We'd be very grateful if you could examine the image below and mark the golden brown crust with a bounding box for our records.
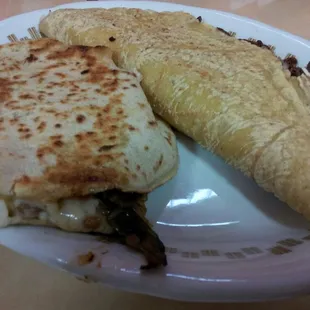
[0,38,178,201]
[40,8,310,219]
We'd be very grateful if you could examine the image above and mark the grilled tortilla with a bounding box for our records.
[40,8,310,220]
[0,38,178,267]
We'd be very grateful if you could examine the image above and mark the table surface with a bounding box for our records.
[1,1,310,309]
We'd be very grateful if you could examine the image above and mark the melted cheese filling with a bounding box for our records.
[0,196,114,234]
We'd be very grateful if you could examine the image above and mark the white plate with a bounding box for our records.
[1,1,310,303]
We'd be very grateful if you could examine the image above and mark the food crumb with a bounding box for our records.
[109,36,116,42]
[77,251,95,266]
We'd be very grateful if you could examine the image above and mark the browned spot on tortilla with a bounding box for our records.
[31,71,47,80]
[36,153,44,159]
[45,165,121,186]
[131,84,137,88]
[25,54,38,63]
[116,108,124,115]
[21,133,32,140]
[200,71,208,78]
[103,79,118,90]
[92,158,103,166]
[98,145,116,152]
[53,140,64,147]
[75,134,82,142]
[92,139,101,145]
[109,93,123,105]
[4,100,18,108]
[47,81,68,88]
[103,105,111,113]
[136,164,141,171]
[47,45,89,60]
[44,108,56,114]
[76,114,86,123]
[55,112,69,119]
[54,72,66,79]
[148,120,157,127]
[9,118,18,125]
[50,135,63,140]
[0,77,13,102]
[36,146,54,159]
[45,62,67,70]
[7,64,21,71]
[128,125,137,131]
[38,94,45,101]
[98,154,115,161]
[85,54,97,67]
[17,175,31,185]
[37,121,46,133]
[86,65,115,85]
[144,145,149,151]
[138,103,146,109]
[29,39,60,54]
[153,154,164,172]
[165,133,173,146]
[18,126,31,133]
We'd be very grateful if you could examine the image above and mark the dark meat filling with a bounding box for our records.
[216,26,308,77]
[282,55,304,77]
[96,190,167,270]
[217,27,232,37]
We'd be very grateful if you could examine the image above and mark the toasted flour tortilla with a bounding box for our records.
[40,8,310,220]
[0,38,178,235]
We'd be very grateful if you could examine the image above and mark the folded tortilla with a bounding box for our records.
[40,8,310,220]
[0,38,178,236]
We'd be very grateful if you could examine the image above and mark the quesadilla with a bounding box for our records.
[0,38,178,268]
[39,8,310,221]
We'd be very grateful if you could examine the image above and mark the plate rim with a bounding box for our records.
[1,1,309,45]
[1,0,310,302]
